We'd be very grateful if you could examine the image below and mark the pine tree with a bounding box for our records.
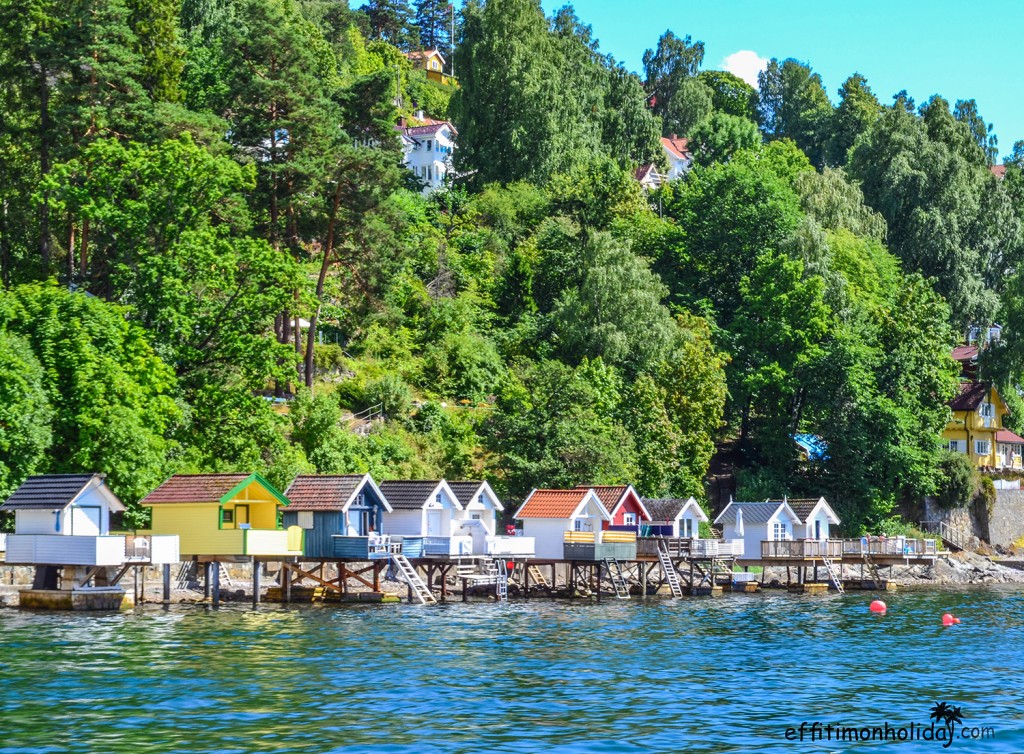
[365,0,418,48]
[414,0,451,61]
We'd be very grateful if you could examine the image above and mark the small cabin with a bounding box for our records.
[378,480,466,557]
[515,488,634,561]
[714,500,801,560]
[283,474,392,559]
[1,474,179,566]
[787,497,840,540]
[140,473,302,558]
[447,480,535,557]
[642,497,708,538]
[579,484,650,530]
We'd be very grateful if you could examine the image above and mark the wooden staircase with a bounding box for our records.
[390,553,437,604]
[656,539,684,598]
[527,564,550,589]
[820,556,845,594]
[603,559,630,599]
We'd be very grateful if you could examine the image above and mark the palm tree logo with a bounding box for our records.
[929,702,964,748]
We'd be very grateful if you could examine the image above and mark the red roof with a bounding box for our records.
[952,345,979,362]
[662,135,690,161]
[949,381,991,412]
[578,485,628,511]
[140,474,252,505]
[996,429,1024,444]
[992,164,1007,179]
[405,49,446,64]
[285,475,365,511]
[516,489,590,519]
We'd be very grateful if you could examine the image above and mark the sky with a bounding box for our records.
[537,0,1024,159]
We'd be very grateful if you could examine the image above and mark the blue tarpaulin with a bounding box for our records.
[794,433,829,461]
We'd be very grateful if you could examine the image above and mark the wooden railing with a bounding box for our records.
[761,539,844,559]
[841,537,937,557]
[637,537,745,558]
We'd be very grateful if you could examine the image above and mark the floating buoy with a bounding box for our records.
[869,599,887,613]
[942,613,956,626]
[506,561,515,572]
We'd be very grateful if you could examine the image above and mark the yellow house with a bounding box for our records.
[405,49,456,85]
[944,382,1024,469]
[139,473,302,558]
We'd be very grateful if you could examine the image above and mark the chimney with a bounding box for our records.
[415,109,425,121]
[398,116,407,128]
[670,133,678,140]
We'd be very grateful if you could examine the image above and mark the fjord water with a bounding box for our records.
[2,589,1024,753]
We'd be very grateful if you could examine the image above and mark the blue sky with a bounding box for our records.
[538,0,1023,159]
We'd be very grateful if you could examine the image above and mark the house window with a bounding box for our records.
[946,440,966,453]
[981,403,994,418]
[975,440,991,456]
[221,508,234,524]
[426,140,432,151]
[471,513,481,521]
[773,522,788,540]
[681,518,694,538]
[435,492,442,503]
[574,518,586,531]
[623,513,636,526]
[296,511,314,530]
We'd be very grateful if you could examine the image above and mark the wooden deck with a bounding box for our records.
[757,538,939,564]
[636,537,744,560]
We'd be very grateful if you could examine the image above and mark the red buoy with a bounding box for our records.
[942,613,956,626]
[870,600,887,613]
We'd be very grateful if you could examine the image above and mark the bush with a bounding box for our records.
[314,343,347,371]
[935,450,978,509]
[364,374,413,419]
[421,332,504,402]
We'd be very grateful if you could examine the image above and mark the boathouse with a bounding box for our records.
[642,496,708,538]
[140,473,302,558]
[577,485,650,529]
[514,488,634,560]
[787,497,841,540]
[447,480,535,557]
[378,479,468,557]
[283,474,392,559]
[713,499,802,562]
[1,474,179,567]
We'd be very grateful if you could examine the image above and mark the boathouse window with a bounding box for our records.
[221,508,234,524]
[574,518,586,532]
[975,440,991,456]
[296,511,314,529]
[623,513,636,526]
[773,522,788,540]
[471,513,481,520]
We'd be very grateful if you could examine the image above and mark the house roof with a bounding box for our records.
[406,49,446,65]
[378,480,458,510]
[996,429,1024,444]
[949,381,991,412]
[403,121,457,138]
[782,497,840,525]
[992,164,1007,179]
[0,474,123,511]
[635,163,658,181]
[643,497,707,523]
[576,485,650,519]
[284,474,391,513]
[714,501,799,526]
[447,481,504,511]
[139,473,290,508]
[952,345,979,363]
[514,489,600,519]
[661,135,690,161]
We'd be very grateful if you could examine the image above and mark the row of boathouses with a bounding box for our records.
[0,472,941,608]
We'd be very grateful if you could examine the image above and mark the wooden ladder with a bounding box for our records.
[311,586,328,603]
[174,562,195,590]
[656,539,684,598]
[527,564,550,589]
[821,556,845,594]
[390,553,437,604]
[603,559,631,599]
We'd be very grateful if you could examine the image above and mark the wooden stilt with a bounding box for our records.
[139,566,145,604]
[285,562,291,604]
[204,562,211,600]
[786,566,791,586]
[524,565,530,599]
[595,564,602,603]
[373,562,381,592]
[162,563,171,604]
[462,577,468,602]
[252,557,260,608]
[212,561,221,607]
[440,565,448,601]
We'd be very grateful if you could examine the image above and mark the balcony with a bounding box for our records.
[332,535,395,560]
[485,535,535,557]
[123,535,180,564]
[563,530,637,561]
[637,537,745,559]
[6,535,127,566]
[243,528,303,557]
[760,539,844,560]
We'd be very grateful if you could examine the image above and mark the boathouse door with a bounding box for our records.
[427,509,442,536]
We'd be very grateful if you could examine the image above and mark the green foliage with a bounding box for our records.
[756,58,833,167]
[689,113,761,167]
[935,451,978,510]
[364,373,414,418]
[698,70,755,120]
[0,332,53,499]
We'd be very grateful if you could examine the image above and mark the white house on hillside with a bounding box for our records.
[397,115,457,194]
[635,135,692,190]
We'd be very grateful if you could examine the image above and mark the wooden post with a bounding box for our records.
[786,566,791,586]
[204,562,211,600]
[551,564,556,591]
[133,566,139,604]
[595,564,602,603]
[139,566,145,604]
[212,562,221,607]
[461,577,468,602]
[252,557,260,609]
[524,565,530,600]
[285,562,291,604]
[407,580,413,604]
[373,562,381,592]
[162,563,171,604]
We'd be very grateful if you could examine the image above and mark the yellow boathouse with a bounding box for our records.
[140,473,302,558]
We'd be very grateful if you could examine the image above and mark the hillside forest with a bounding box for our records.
[2,0,1023,532]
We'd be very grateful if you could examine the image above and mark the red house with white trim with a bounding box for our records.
[577,485,650,530]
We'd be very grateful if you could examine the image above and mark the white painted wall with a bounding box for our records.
[405,126,456,193]
[6,535,126,566]
[382,510,422,537]
[13,484,115,536]
[458,500,497,535]
[522,518,572,560]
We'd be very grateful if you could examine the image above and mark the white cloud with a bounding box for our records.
[721,50,769,88]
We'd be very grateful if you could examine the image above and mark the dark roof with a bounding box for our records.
[379,480,444,510]
[643,498,689,521]
[285,475,364,511]
[1,474,103,511]
[783,499,824,522]
[950,381,990,412]
[715,501,791,525]
[140,473,289,507]
[952,345,979,363]
[447,481,484,508]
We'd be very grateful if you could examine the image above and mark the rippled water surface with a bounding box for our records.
[2,588,1024,752]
